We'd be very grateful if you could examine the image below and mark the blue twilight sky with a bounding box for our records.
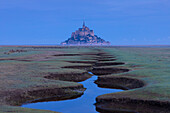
[0,0,170,45]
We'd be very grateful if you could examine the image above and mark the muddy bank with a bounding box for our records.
[98,59,116,62]
[94,70,170,113]
[92,67,129,75]
[95,98,170,113]
[98,56,115,59]
[52,52,107,57]
[44,72,92,82]
[53,54,81,56]
[94,62,125,67]
[4,85,85,106]
[0,58,32,62]
[66,60,96,64]
[95,76,170,113]
[95,76,145,90]
[62,65,93,70]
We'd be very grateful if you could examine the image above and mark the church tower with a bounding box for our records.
[83,21,85,28]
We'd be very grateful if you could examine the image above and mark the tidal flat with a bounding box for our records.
[0,46,169,113]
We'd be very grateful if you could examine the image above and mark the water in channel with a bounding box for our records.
[22,72,123,113]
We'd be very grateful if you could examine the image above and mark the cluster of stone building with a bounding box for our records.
[61,22,110,45]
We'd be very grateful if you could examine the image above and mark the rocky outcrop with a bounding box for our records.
[61,22,110,45]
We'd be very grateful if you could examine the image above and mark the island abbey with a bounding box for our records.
[61,22,110,45]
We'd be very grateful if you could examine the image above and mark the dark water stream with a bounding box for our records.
[22,72,123,113]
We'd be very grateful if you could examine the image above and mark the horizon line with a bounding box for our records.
[0,44,170,47]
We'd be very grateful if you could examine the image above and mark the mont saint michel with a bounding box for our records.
[61,22,110,45]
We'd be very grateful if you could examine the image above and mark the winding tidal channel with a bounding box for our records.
[22,72,123,113]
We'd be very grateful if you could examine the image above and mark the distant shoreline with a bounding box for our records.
[0,45,170,47]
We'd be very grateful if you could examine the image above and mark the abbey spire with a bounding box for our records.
[83,21,85,28]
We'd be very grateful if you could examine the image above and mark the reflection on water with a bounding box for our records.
[22,73,123,113]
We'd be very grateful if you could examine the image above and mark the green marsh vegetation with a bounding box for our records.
[0,46,169,113]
